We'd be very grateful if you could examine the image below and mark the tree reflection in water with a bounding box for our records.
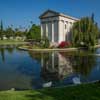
[29,50,96,87]
[0,45,15,62]
[0,48,5,62]
[60,50,96,77]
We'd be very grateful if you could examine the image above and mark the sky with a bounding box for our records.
[0,0,100,29]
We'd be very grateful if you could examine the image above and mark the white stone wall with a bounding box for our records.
[58,16,76,43]
[58,20,65,43]
[40,14,77,43]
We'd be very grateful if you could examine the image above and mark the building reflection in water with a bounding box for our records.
[29,51,82,87]
[41,52,73,81]
[29,50,96,88]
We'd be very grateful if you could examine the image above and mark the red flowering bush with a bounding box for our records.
[58,41,71,48]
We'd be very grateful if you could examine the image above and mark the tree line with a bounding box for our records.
[0,21,41,40]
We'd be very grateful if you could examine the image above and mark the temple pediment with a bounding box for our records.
[39,10,79,21]
[39,10,59,19]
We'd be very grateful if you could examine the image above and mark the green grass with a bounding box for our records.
[0,40,27,45]
[0,83,100,100]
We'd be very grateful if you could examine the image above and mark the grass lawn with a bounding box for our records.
[0,83,100,100]
[0,40,28,45]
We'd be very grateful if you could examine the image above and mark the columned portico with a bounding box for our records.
[41,20,58,43]
[39,10,79,43]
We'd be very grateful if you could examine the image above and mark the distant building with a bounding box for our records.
[39,10,79,43]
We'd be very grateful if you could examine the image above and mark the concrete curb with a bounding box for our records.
[18,44,100,52]
[18,47,78,52]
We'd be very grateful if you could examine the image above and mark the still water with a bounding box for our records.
[0,45,100,90]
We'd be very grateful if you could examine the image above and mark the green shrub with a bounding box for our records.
[41,37,50,48]
[71,16,99,48]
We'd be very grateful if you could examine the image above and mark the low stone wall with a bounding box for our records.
[18,46,78,52]
[18,44,100,52]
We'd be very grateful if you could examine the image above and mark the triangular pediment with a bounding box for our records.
[39,10,59,19]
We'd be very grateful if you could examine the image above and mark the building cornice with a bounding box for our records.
[39,9,79,21]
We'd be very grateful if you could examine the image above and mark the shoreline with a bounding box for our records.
[18,46,78,52]
[0,82,100,100]
[18,44,100,52]
[0,41,29,45]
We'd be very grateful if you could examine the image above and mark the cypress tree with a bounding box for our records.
[0,20,3,40]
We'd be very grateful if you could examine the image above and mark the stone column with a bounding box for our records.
[62,20,64,41]
[41,24,43,39]
[58,20,64,43]
[63,21,65,41]
[46,23,48,37]
[67,22,70,41]
[52,21,54,42]
[58,20,61,43]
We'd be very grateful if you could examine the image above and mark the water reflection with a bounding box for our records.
[29,52,73,80]
[0,45,16,62]
[28,50,96,87]
[0,48,5,62]
[0,46,98,90]
[60,51,96,77]
[0,45,34,90]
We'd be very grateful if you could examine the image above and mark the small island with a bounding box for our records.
[18,10,100,52]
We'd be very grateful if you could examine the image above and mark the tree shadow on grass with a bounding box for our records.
[25,87,78,100]
[25,83,100,100]
[25,91,54,100]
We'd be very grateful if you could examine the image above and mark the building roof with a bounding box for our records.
[39,9,79,21]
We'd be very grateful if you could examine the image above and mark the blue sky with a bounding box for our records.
[0,0,100,29]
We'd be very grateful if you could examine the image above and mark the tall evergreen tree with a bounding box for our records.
[91,13,94,23]
[0,20,3,40]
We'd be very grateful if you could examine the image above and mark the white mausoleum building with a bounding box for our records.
[39,10,79,43]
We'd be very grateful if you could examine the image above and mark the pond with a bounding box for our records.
[0,45,100,90]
